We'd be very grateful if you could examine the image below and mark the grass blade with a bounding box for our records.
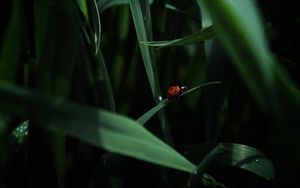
[186,144,223,188]
[77,0,101,54]
[91,0,101,54]
[197,0,277,109]
[98,0,129,13]
[94,50,116,111]
[129,0,160,100]
[0,0,23,82]
[137,99,169,125]
[195,0,213,55]
[137,81,221,125]
[165,4,201,23]
[141,26,215,48]
[129,0,173,145]
[185,143,276,181]
[197,0,300,180]
[0,82,196,173]
[34,1,83,187]
[203,40,232,142]
[76,1,116,111]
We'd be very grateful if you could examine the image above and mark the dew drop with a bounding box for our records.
[158,96,163,101]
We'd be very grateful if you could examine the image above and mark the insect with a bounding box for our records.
[166,85,187,99]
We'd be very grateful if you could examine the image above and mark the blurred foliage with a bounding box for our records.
[0,0,299,188]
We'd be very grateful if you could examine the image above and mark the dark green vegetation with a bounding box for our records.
[0,0,299,187]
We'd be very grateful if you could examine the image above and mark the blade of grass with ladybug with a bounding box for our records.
[137,81,275,186]
[137,81,221,125]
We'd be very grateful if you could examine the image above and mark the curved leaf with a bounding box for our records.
[141,26,215,48]
[137,81,221,125]
[0,81,196,173]
[184,143,275,180]
[98,0,129,13]
[187,144,223,188]
[137,99,169,125]
[197,0,300,178]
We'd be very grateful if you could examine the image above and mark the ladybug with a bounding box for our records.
[167,85,187,99]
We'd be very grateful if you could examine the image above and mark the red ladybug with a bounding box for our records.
[167,85,187,99]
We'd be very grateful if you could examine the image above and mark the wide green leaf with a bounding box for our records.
[198,0,300,110]
[0,82,196,173]
[198,0,300,179]
[198,0,275,109]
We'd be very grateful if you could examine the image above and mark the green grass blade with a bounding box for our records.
[137,81,221,125]
[98,0,129,13]
[197,0,276,109]
[95,50,116,111]
[129,0,173,145]
[77,0,101,54]
[34,1,83,187]
[195,0,213,55]
[197,1,300,176]
[0,0,23,82]
[129,0,160,100]
[137,99,169,125]
[75,14,116,111]
[187,144,223,188]
[220,144,276,181]
[77,0,89,20]
[91,0,101,54]
[76,1,116,112]
[165,4,201,23]
[141,26,214,48]
[0,82,197,173]
[185,143,276,181]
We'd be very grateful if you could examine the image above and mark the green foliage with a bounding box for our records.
[142,26,215,48]
[0,81,196,173]
[185,143,275,181]
[137,81,221,125]
[0,0,299,187]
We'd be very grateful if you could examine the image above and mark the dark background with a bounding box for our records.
[0,0,300,187]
